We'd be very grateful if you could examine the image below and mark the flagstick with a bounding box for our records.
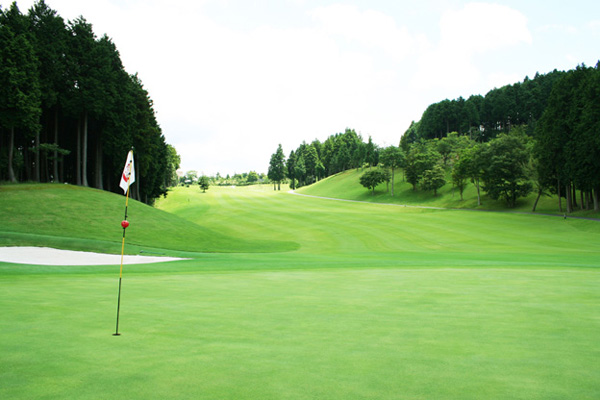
[113,181,131,336]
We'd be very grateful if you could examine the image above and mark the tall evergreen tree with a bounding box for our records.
[28,0,69,182]
[267,144,285,190]
[287,150,297,190]
[0,3,41,182]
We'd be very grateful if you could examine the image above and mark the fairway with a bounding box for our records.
[1,185,600,399]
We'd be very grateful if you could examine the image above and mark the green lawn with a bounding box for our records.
[0,183,297,255]
[1,184,599,399]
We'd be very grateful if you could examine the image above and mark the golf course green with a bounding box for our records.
[1,181,599,399]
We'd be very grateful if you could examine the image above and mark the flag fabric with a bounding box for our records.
[119,150,135,194]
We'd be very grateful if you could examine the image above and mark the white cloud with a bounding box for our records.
[537,23,578,35]
[412,2,532,94]
[310,4,414,62]
[439,2,532,54]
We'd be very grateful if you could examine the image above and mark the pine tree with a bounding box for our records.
[267,144,286,190]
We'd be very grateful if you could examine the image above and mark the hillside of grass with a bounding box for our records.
[0,184,298,255]
[297,169,600,218]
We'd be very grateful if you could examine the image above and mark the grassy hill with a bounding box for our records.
[298,168,600,218]
[0,183,298,255]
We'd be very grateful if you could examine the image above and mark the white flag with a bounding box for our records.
[119,150,135,194]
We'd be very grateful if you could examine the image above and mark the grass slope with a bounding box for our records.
[1,183,599,399]
[0,183,297,255]
[298,169,600,218]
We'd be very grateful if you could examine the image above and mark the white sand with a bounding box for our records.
[0,247,188,266]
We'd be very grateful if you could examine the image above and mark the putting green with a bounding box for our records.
[1,185,599,399]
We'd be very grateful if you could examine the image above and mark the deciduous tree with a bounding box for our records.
[481,133,532,207]
[198,175,209,192]
[359,169,387,195]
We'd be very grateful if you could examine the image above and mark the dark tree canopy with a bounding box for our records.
[0,1,177,204]
[411,70,566,142]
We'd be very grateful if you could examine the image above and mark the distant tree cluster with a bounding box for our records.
[179,170,267,187]
[268,128,380,190]
[388,130,532,207]
[220,171,266,186]
[398,63,600,212]
[401,69,566,148]
[0,1,179,204]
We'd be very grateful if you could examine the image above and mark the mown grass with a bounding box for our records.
[1,183,599,399]
[0,183,298,254]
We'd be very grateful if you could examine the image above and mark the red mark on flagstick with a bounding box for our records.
[121,220,130,229]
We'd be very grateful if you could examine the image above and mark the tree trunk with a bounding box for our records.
[23,141,31,181]
[95,139,103,190]
[391,167,395,197]
[82,111,89,187]
[106,172,111,193]
[76,120,81,186]
[60,153,64,183]
[34,130,40,182]
[572,184,578,209]
[557,179,562,213]
[566,182,573,214]
[594,185,600,211]
[53,108,59,182]
[278,182,281,191]
[532,190,542,212]
[8,127,16,182]
[43,149,49,183]
[475,178,481,206]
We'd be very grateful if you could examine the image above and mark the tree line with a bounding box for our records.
[269,63,600,213]
[0,1,180,204]
[400,63,599,212]
[179,170,268,187]
[401,69,565,145]
[268,128,380,190]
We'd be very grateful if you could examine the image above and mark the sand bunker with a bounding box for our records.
[0,247,188,266]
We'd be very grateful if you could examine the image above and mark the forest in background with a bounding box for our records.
[0,1,179,204]
[269,63,600,213]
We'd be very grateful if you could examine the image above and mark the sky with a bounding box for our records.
[3,0,600,176]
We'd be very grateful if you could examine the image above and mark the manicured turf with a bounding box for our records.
[1,184,599,399]
[0,183,297,254]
